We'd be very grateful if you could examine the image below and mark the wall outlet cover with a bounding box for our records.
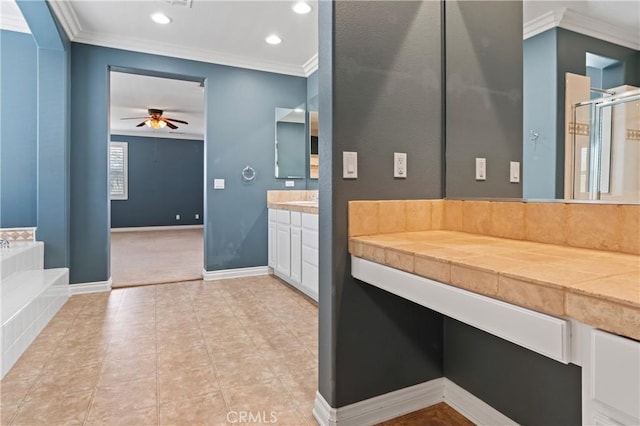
[343,151,358,179]
[285,180,295,187]
[214,179,225,189]
[394,152,407,178]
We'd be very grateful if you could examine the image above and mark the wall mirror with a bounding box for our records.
[309,111,319,179]
[445,0,639,203]
[275,107,306,179]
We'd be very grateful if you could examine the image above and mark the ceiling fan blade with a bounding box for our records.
[165,121,178,130]
[121,116,150,120]
[164,117,189,125]
[135,121,147,127]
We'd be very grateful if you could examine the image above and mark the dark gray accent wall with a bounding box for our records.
[445,1,523,199]
[0,30,37,228]
[523,29,558,199]
[110,135,203,228]
[319,0,444,407]
[444,318,582,425]
[70,42,306,284]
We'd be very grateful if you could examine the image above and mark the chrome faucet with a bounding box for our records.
[0,238,10,249]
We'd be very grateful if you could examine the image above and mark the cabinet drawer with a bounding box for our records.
[277,209,290,224]
[291,211,301,227]
[592,330,640,420]
[302,213,318,231]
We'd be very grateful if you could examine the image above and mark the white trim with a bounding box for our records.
[524,8,640,50]
[202,266,269,281]
[313,379,444,426]
[0,14,31,34]
[303,53,319,77]
[69,278,112,295]
[443,379,518,426]
[110,225,204,233]
[110,129,205,141]
[47,0,82,39]
[312,378,517,426]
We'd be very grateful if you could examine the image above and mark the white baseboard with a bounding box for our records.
[110,225,203,233]
[443,378,517,426]
[313,378,444,426]
[312,377,516,426]
[69,277,112,295]
[202,266,269,281]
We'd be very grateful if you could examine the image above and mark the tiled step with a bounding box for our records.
[1,268,69,379]
[0,241,44,281]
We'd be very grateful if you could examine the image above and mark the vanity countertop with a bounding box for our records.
[349,230,640,340]
[267,200,318,214]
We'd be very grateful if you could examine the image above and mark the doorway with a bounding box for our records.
[108,70,205,287]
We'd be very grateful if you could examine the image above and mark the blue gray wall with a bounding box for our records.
[110,135,203,228]
[319,0,444,407]
[523,29,558,199]
[523,28,640,199]
[70,42,306,283]
[13,0,71,270]
[0,30,37,228]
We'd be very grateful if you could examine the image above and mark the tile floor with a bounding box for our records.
[1,276,318,425]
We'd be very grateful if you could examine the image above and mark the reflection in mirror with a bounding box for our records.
[522,1,640,203]
[309,111,319,179]
[275,107,306,179]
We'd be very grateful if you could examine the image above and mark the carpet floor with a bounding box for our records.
[110,229,203,288]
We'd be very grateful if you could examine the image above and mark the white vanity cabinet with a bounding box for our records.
[268,208,318,302]
[583,328,640,426]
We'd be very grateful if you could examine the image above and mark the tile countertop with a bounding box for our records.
[267,201,318,214]
[349,230,640,341]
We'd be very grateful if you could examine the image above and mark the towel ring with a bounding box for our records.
[242,165,256,182]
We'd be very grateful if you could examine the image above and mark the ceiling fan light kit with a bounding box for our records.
[124,108,189,131]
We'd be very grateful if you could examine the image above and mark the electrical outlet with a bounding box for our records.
[285,180,295,187]
[214,179,225,189]
[394,152,407,178]
[176,214,181,220]
[475,158,486,181]
[343,152,358,179]
[195,214,200,219]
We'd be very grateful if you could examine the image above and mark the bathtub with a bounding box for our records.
[1,241,69,378]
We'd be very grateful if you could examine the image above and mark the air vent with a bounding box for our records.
[164,0,193,8]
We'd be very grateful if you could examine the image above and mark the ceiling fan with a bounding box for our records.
[122,108,188,130]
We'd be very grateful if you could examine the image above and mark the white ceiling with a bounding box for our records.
[2,0,638,140]
[110,72,205,139]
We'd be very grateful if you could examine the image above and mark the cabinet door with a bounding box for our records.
[290,226,302,284]
[268,210,277,268]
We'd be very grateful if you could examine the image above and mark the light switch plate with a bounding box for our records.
[214,179,225,189]
[285,180,295,187]
[343,151,357,179]
[394,152,407,178]
[510,161,520,183]
[475,158,486,181]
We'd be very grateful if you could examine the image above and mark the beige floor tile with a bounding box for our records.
[158,344,212,375]
[85,405,158,426]
[29,364,101,398]
[279,368,318,406]
[0,403,19,425]
[159,391,229,426]
[107,335,157,359]
[12,389,92,425]
[90,377,157,418]
[223,377,297,412]
[215,355,276,389]
[158,365,220,405]
[101,353,157,383]
[0,376,37,407]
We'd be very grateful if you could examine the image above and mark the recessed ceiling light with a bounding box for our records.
[265,34,282,45]
[151,13,172,25]
[292,2,312,14]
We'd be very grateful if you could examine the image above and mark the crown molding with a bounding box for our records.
[0,8,30,33]
[46,0,81,39]
[524,7,640,50]
[303,53,319,77]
